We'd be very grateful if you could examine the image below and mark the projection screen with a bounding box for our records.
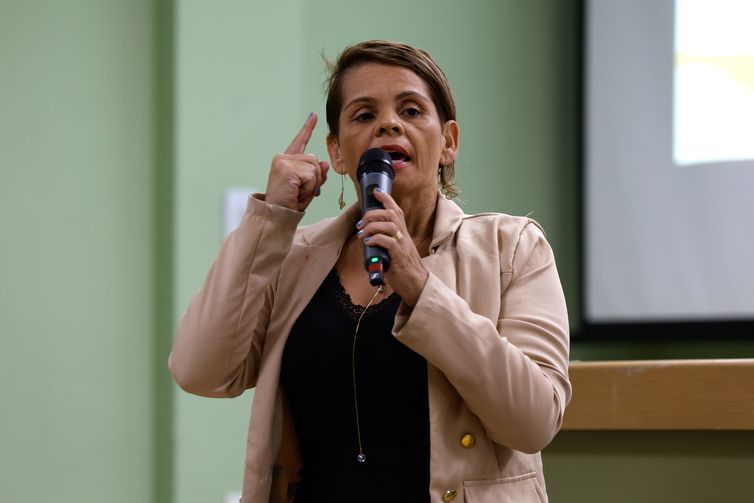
[584,0,754,325]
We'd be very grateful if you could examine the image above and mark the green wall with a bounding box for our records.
[545,430,754,502]
[3,1,752,502]
[173,2,306,501]
[1,1,155,501]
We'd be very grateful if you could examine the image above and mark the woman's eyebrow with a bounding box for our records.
[343,96,376,110]
[395,90,429,102]
[344,90,430,111]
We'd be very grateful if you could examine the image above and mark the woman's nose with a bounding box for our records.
[376,117,403,136]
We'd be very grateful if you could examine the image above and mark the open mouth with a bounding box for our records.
[387,151,411,163]
[379,145,412,165]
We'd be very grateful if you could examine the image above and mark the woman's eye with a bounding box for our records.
[355,112,374,122]
[403,107,421,118]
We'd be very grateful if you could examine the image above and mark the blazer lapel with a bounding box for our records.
[265,203,361,349]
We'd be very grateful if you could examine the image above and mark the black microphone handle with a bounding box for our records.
[360,172,393,284]
[357,149,394,286]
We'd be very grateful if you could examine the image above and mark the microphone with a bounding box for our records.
[357,148,395,286]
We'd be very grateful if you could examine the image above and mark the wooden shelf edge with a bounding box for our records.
[562,359,754,431]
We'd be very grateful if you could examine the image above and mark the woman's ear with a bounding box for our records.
[326,133,345,174]
[440,120,460,166]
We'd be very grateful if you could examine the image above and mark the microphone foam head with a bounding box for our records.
[357,148,394,180]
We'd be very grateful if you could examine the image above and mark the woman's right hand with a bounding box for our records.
[264,112,329,212]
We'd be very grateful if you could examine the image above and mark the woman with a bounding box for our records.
[170,40,570,503]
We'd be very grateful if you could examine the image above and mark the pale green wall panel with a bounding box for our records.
[173,1,304,502]
[0,1,155,502]
[544,431,754,502]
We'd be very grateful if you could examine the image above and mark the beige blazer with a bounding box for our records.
[169,194,571,503]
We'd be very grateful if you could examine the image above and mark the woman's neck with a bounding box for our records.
[394,190,437,246]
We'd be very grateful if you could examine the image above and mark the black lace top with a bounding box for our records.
[280,268,430,503]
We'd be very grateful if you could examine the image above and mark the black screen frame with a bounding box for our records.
[575,0,754,342]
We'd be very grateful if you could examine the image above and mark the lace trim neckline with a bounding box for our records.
[326,268,400,321]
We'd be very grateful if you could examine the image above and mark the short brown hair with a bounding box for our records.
[324,40,459,199]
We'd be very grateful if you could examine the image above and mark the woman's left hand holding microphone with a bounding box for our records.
[356,190,429,306]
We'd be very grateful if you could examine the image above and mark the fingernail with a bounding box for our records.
[357,229,364,237]
[315,186,321,196]
[307,112,313,120]
[356,219,363,228]
[364,237,371,243]
[374,187,382,193]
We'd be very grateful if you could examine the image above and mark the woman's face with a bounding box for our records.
[327,63,458,202]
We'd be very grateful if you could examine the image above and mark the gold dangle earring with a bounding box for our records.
[338,170,346,210]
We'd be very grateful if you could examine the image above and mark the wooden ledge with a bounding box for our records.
[562,359,754,430]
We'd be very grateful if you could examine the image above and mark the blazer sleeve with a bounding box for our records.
[168,195,303,398]
[393,220,570,454]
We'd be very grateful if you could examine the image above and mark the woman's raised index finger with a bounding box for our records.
[284,112,318,155]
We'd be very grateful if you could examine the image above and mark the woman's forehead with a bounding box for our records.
[340,63,432,103]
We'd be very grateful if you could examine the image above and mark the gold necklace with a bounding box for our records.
[351,284,385,463]
[349,230,430,463]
